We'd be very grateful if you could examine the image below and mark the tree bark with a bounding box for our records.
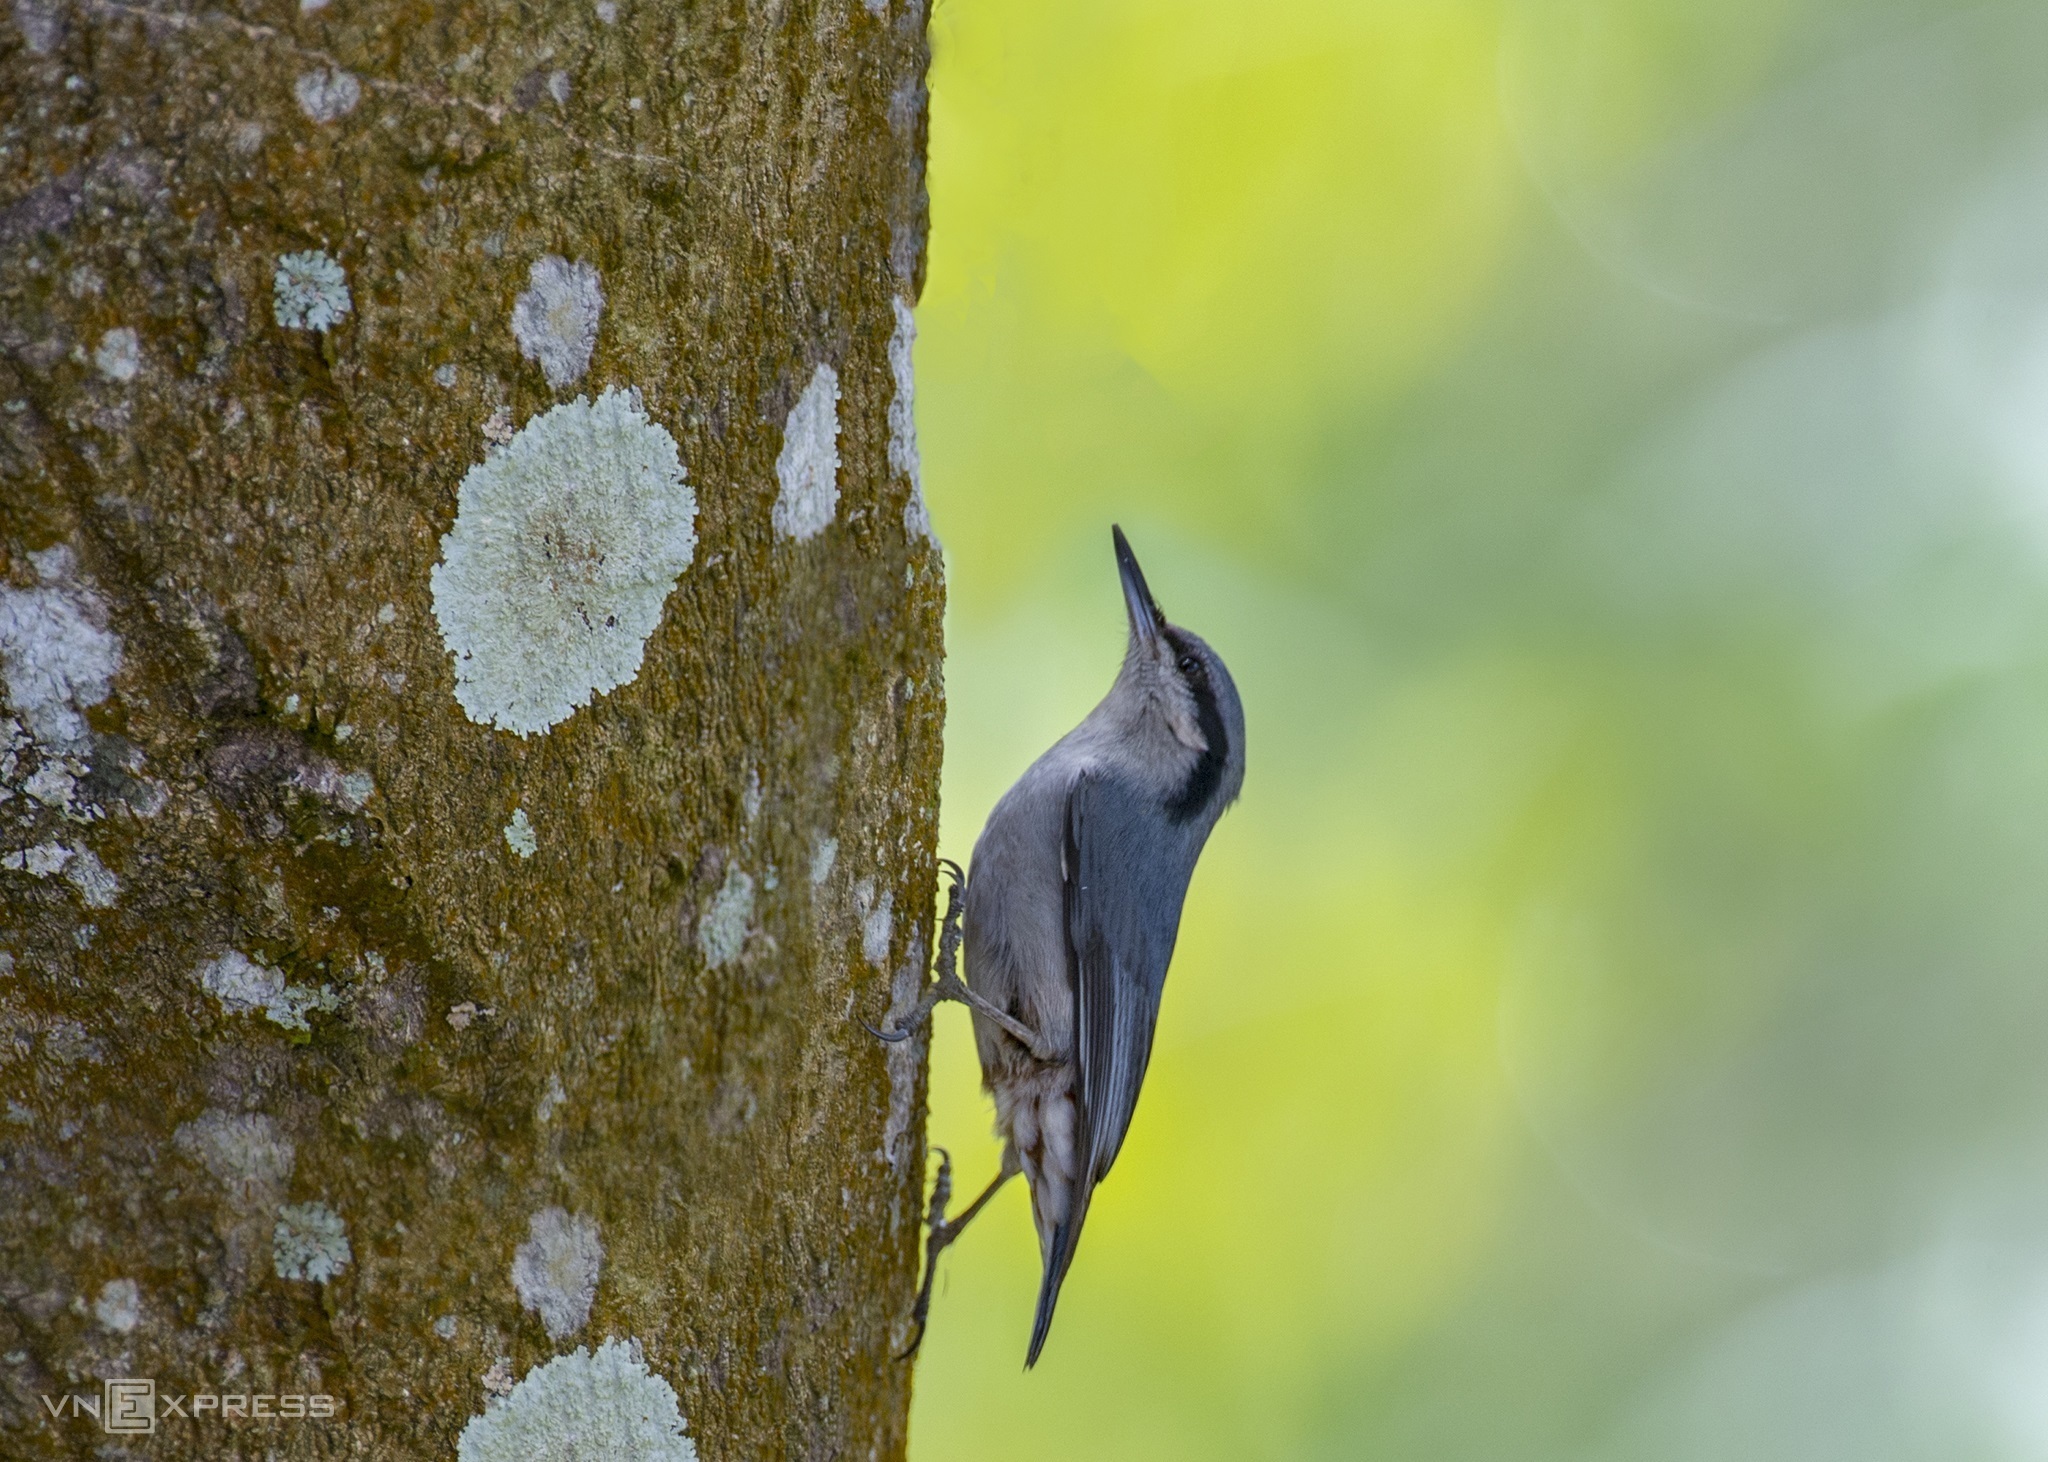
[0,0,940,1455]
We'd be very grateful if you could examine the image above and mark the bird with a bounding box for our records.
[871,524,1245,1367]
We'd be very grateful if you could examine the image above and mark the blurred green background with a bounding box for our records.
[906,1,2048,1457]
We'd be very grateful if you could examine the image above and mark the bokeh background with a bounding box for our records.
[905,1,2048,1457]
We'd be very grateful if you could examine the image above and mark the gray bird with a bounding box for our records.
[874,525,1245,1367]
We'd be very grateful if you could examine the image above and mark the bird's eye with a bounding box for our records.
[1177,654,1201,677]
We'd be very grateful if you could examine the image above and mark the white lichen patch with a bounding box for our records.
[62,844,118,908]
[174,1110,294,1205]
[504,807,537,858]
[535,1073,566,1124]
[431,388,696,736]
[456,1338,696,1462]
[435,1314,460,1339]
[274,1200,351,1281]
[808,836,838,888]
[294,68,362,123]
[196,950,339,1034]
[0,714,22,781]
[94,327,141,383]
[511,256,604,390]
[339,770,374,810]
[772,363,841,542]
[22,759,72,808]
[888,298,936,543]
[0,560,121,748]
[697,864,753,969]
[197,949,275,1009]
[511,1207,603,1341]
[854,877,895,969]
[274,250,352,332]
[3,841,70,877]
[94,1278,140,1334]
[863,889,895,970]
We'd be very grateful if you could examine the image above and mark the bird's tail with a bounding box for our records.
[1025,1189,1093,1368]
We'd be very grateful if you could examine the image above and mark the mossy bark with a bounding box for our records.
[0,0,939,1456]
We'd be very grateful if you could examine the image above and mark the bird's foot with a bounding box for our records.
[862,860,1053,1056]
[897,1146,1020,1361]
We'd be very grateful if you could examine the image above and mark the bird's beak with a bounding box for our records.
[1112,524,1163,651]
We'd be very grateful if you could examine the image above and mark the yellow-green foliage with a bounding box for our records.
[913,0,2048,1456]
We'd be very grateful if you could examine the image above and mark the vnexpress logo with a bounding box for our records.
[40,1378,338,1432]
[39,1379,155,1434]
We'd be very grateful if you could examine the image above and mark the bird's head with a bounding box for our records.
[1110,525,1245,820]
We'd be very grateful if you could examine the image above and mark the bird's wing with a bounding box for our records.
[1028,768,1193,1365]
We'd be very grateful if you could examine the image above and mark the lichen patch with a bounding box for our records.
[456,1338,696,1462]
[511,255,603,390]
[174,1110,294,1206]
[504,808,537,858]
[93,1277,140,1333]
[536,1073,567,1124]
[772,363,841,541]
[0,556,122,748]
[863,889,894,970]
[697,864,753,969]
[294,68,362,123]
[510,1207,603,1340]
[2,840,68,877]
[431,389,696,735]
[853,878,893,969]
[195,950,340,1034]
[808,836,838,888]
[888,298,936,543]
[274,1200,352,1281]
[274,251,352,332]
[94,327,141,382]
[62,844,118,908]
[22,759,72,807]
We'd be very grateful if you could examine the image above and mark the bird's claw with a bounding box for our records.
[861,858,972,1047]
[897,1146,1017,1362]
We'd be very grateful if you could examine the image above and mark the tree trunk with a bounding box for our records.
[0,0,940,1455]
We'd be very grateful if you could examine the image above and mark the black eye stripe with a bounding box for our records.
[1161,628,1228,822]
